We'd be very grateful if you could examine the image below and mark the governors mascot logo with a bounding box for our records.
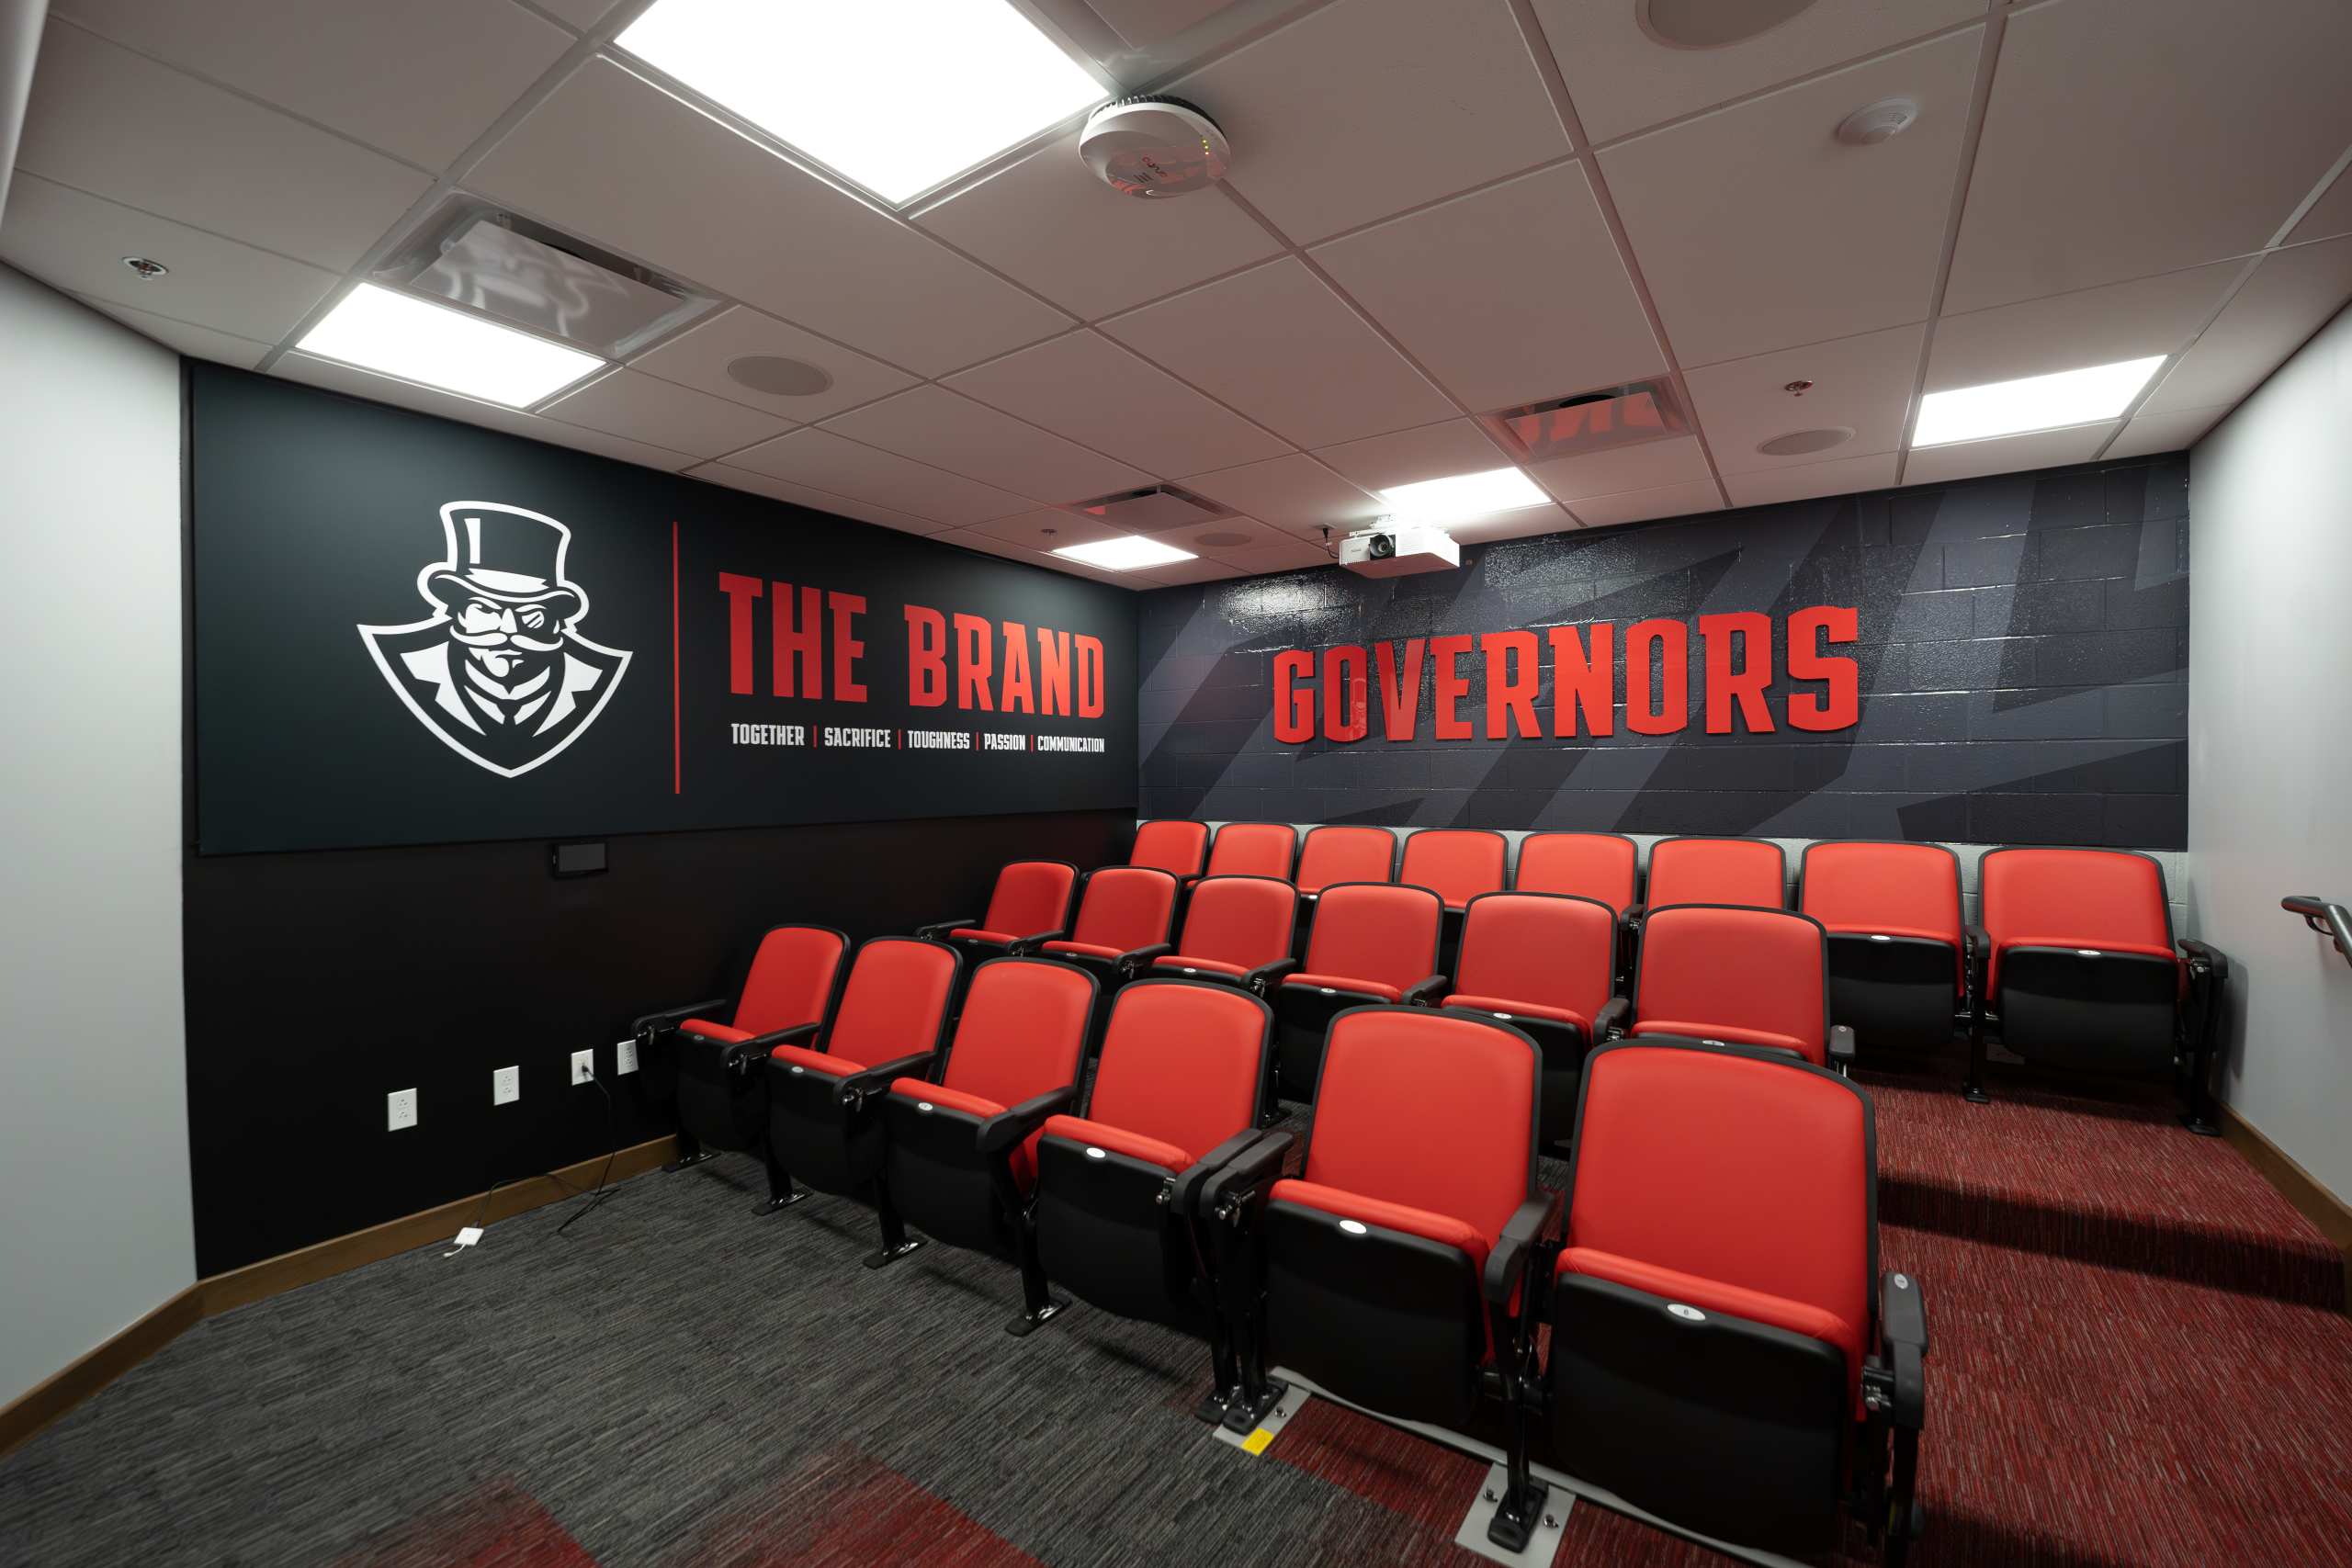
[359,502,630,777]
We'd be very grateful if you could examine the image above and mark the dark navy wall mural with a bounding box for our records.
[1137,456,2190,849]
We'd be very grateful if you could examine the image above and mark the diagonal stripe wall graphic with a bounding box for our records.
[1138,457,2190,849]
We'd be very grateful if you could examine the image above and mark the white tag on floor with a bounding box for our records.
[1454,1461,1570,1567]
[1210,1386,1307,1456]
[443,1226,483,1257]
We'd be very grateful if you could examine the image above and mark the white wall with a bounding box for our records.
[0,263,194,1408]
[2188,300,2352,1205]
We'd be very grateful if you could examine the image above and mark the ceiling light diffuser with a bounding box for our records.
[296,284,603,407]
[617,0,1107,205]
[1913,357,2165,447]
[1380,468,1549,521]
[1050,536,1195,571]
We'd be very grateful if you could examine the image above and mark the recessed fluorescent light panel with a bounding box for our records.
[1380,468,1549,521]
[617,0,1106,205]
[1912,357,2165,447]
[1050,536,1196,571]
[296,284,603,407]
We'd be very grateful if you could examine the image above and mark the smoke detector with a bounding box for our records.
[1837,97,1919,146]
[1080,96,1229,197]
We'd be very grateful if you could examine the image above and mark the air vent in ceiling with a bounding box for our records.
[1062,484,1235,531]
[372,197,717,356]
[1483,380,1691,462]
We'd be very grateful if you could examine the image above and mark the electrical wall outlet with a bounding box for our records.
[388,1088,417,1130]
[492,1066,519,1104]
[571,1048,595,1085]
[616,1038,639,1075]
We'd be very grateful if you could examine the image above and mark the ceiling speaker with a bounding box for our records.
[727,356,834,396]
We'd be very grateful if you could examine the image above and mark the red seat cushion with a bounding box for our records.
[1041,1113,1191,1173]
[1443,995,1589,1031]
[1271,1179,1489,1276]
[889,1077,1041,1189]
[1042,940,1123,959]
[1631,1020,1815,1063]
[1284,972,1404,1003]
[1154,954,1250,977]
[949,928,1016,944]
[771,1043,859,1076]
[1558,1246,1860,1400]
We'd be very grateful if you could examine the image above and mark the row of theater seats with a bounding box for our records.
[635,942,1927,1562]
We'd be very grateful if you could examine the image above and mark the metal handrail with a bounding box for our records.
[2282,896,2352,969]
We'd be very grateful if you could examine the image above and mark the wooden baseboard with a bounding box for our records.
[2219,1101,2352,1313]
[0,1134,674,1461]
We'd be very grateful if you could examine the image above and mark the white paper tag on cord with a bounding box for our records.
[443,1226,484,1256]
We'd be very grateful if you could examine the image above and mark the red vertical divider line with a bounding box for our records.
[671,520,682,795]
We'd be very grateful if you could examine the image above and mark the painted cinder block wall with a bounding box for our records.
[1139,456,2190,850]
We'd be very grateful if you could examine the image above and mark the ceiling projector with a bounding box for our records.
[1338,524,1461,579]
[1080,95,1228,197]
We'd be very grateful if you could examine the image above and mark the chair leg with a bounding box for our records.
[754,1140,806,1214]
[1002,1209,1068,1337]
[662,1129,718,1172]
[863,1171,923,1269]
[1962,1013,1991,1105]
[2180,1008,2225,1137]
[1485,1301,1551,1552]
[1885,1425,1921,1567]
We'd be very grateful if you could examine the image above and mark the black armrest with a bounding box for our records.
[1880,1269,1928,1429]
[831,1050,939,1104]
[2180,938,2230,982]
[1482,1190,1564,1306]
[1241,956,1298,993]
[1167,1129,1264,1215]
[977,1085,1077,1155]
[1828,1023,1857,1066]
[1003,929,1066,956]
[706,1021,822,1066]
[1622,903,1645,929]
[630,998,731,1041]
[1594,997,1630,1041]
[1201,1130,1295,1222]
[1115,942,1174,976]
[1401,973,1450,1007]
[913,919,977,941]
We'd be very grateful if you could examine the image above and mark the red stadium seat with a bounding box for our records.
[1196,821,1298,885]
[1029,979,1278,1402]
[1605,904,1849,1069]
[1438,892,1617,1145]
[1272,882,1445,1100]
[762,936,961,1219]
[1543,1042,1928,1562]
[1150,874,1298,993]
[1642,836,1787,911]
[1799,842,1971,1058]
[914,861,1079,970]
[1512,831,1640,913]
[1255,1008,1559,1551]
[1398,829,1509,912]
[874,957,1097,1325]
[1293,825,1396,902]
[1032,866,1181,990]
[1129,819,1210,880]
[631,924,850,1199]
[1974,848,2226,1130]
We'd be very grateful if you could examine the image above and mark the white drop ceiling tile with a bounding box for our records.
[940,527,1137,588]
[687,463,952,535]
[914,130,1283,321]
[1308,163,1663,412]
[1598,29,1982,367]
[1102,258,1457,448]
[1527,434,1712,502]
[1566,479,1724,528]
[1311,420,1517,493]
[528,0,622,30]
[2286,165,2352,245]
[15,22,434,270]
[1135,557,1249,586]
[720,427,1034,526]
[1686,322,1922,476]
[52,0,572,170]
[941,330,1290,478]
[272,352,700,471]
[1722,450,1901,509]
[539,368,795,459]
[820,384,1153,504]
[2104,405,2228,461]
[1172,452,1389,536]
[1532,0,1989,144]
[69,295,273,367]
[1900,425,2109,487]
[1437,502,1577,544]
[626,306,918,423]
[0,174,343,342]
[2142,236,2352,414]
[1179,0,1572,245]
[466,59,1073,378]
[1926,262,2241,393]
[960,508,1130,550]
[1137,517,1288,557]
[1211,541,1338,575]
[1943,0,2352,313]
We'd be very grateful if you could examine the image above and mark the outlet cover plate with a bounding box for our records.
[616,1039,639,1074]
[571,1048,595,1085]
[388,1088,418,1130]
[493,1066,519,1104]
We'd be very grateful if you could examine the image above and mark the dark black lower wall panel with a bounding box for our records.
[184,808,1134,1275]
